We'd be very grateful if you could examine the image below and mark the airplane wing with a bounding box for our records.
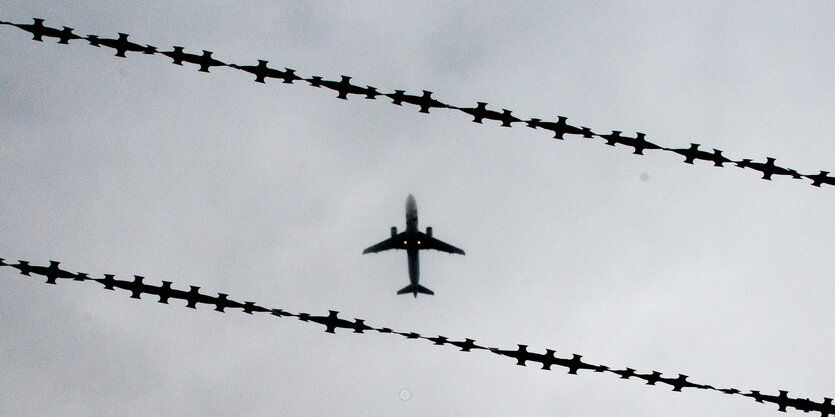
[416,232,465,255]
[362,233,407,254]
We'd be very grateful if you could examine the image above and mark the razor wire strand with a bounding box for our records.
[0,17,832,188]
[1,257,832,416]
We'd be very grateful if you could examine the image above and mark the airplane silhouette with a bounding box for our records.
[385,90,449,113]
[363,194,464,297]
[735,157,803,180]
[228,60,301,84]
[307,75,380,100]
[5,18,81,44]
[86,33,156,57]
[454,102,520,127]
[526,116,595,139]
[160,47,226,72]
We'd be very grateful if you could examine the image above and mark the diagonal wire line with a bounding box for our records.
[1,257,832,415]
[1,17,832,188]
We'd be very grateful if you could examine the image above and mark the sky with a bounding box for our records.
[1,2,834,416]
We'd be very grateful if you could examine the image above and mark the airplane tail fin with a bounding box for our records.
[396,284,434,296]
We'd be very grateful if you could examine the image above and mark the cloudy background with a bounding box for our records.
[1,2,833,416]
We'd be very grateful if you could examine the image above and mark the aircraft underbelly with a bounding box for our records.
[407,249,419,286]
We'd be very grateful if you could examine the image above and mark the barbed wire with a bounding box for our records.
[1,17,832,188]
[1,257,831,415]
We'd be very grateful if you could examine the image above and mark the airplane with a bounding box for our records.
[363,194,465,297]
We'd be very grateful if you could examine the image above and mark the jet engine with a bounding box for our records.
[426,227,433,237]
[391,226,397,237]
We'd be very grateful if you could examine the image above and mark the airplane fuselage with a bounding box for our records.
[405,194,420,295]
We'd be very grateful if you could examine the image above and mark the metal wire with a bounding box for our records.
[2,257,831,415]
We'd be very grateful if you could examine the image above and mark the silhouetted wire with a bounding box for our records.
[1,17,832,188]
[1,258,832,415]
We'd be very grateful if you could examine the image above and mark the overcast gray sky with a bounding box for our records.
[1,2,833,416]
